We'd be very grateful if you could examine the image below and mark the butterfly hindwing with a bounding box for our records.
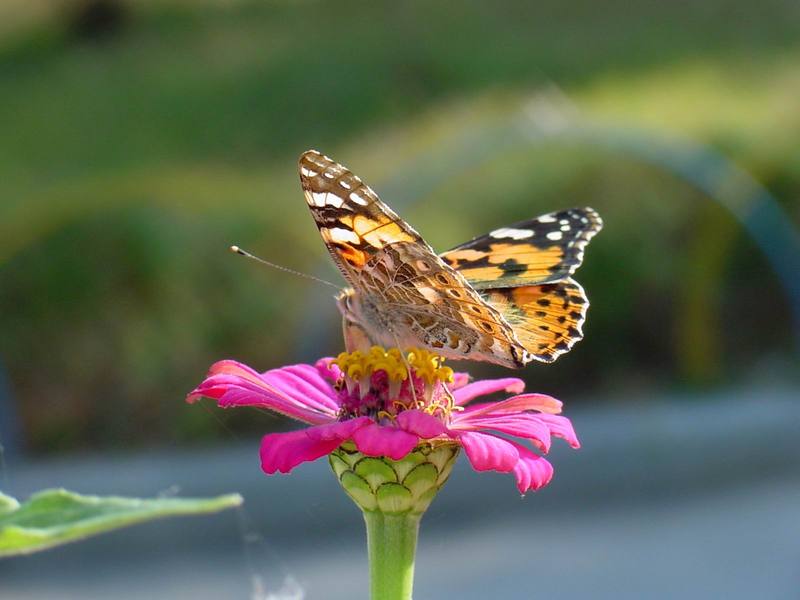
[440,208,603,289]
[479,279,589,363]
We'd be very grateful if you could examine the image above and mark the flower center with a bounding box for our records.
[332,346,457,422]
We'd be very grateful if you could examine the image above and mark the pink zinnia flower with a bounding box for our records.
[187,347,579,493]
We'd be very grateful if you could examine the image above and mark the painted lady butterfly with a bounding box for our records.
[299,150,602,367]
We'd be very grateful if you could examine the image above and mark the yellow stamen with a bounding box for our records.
[406,348,455,385]
[333,346,458,419]
[376,410,396,422]
[333,346,453,385]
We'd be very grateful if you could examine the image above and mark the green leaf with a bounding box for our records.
[0,488,243,557]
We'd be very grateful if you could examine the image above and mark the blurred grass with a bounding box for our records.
[0,0,798,451]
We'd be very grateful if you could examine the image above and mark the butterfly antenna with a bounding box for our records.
[230,246,341,290]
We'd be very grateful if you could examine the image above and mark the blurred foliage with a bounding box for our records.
[0,488,241,557]
[0,0,797,452]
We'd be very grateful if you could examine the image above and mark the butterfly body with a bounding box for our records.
[299,150,602,368]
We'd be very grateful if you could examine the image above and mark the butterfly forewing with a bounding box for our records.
[299,150,427,287]
[440,208,603,289]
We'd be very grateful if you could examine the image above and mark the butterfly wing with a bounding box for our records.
[299,150,531,367]
[478,280,589,363]
[299,149,426,286]
[440,208,603,289]
[441,208,601,362]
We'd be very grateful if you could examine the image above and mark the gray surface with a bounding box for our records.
[1,387,799,599]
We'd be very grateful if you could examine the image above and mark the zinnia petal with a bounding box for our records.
[510,442,555,493]
[537,414,581,448]
[314,357,341,383]
[396,410,447,439]
[459,393,563,417]
[352,423,419,460]
[457,431,519,473]
[450,412,552,452]
[261,364,341,414]
[305,417,371,442]
[187,360,337,424]
[453,378,526,406]
[260,429,342,474]
[450,372,470,390]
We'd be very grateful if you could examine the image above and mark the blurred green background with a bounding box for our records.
[1,0,798,454]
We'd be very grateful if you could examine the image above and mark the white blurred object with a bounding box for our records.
[254,575,305,600]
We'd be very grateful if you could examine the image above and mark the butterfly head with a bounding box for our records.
[335,288,357,322]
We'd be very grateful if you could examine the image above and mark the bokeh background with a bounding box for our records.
[1,1,798,599]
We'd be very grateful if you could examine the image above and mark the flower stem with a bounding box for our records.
[363,510,421,600]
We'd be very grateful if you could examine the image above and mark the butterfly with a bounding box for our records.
[299,149,602,368]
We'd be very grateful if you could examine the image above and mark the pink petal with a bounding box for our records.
[459,393,563,417]
[537,414,581,448]
[450,413,552,452]
[260,428,342,474]
[457,431,519,473]
[315,357,341,383]
[305,417,371,442]
[352,423,419,460]
[262,364,341,414]
[510,442,554,493]
[187,360,337,425]
[453,378,526,406]
[450,372,471,390]
[396,410,446,439]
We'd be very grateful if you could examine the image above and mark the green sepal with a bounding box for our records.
[330,442,460,516]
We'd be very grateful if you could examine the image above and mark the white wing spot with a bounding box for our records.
[327,227,360,244]
[309,191,343,208]
[300,167,318,177]
[538,215,556,223]
[560,225,571,232]
[326,192,344,208]
[546,231,563,241]
[490,227,534,240]
[340,180,352,190]
[349,192,369,206]
[323,171,335,180]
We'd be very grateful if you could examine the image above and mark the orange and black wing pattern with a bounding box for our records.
[298,149,425,287]
[440,208,602,289]
[479,280,589,363]
[442,207,602,363]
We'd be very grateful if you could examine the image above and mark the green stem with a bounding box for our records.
[363,510,421,600]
